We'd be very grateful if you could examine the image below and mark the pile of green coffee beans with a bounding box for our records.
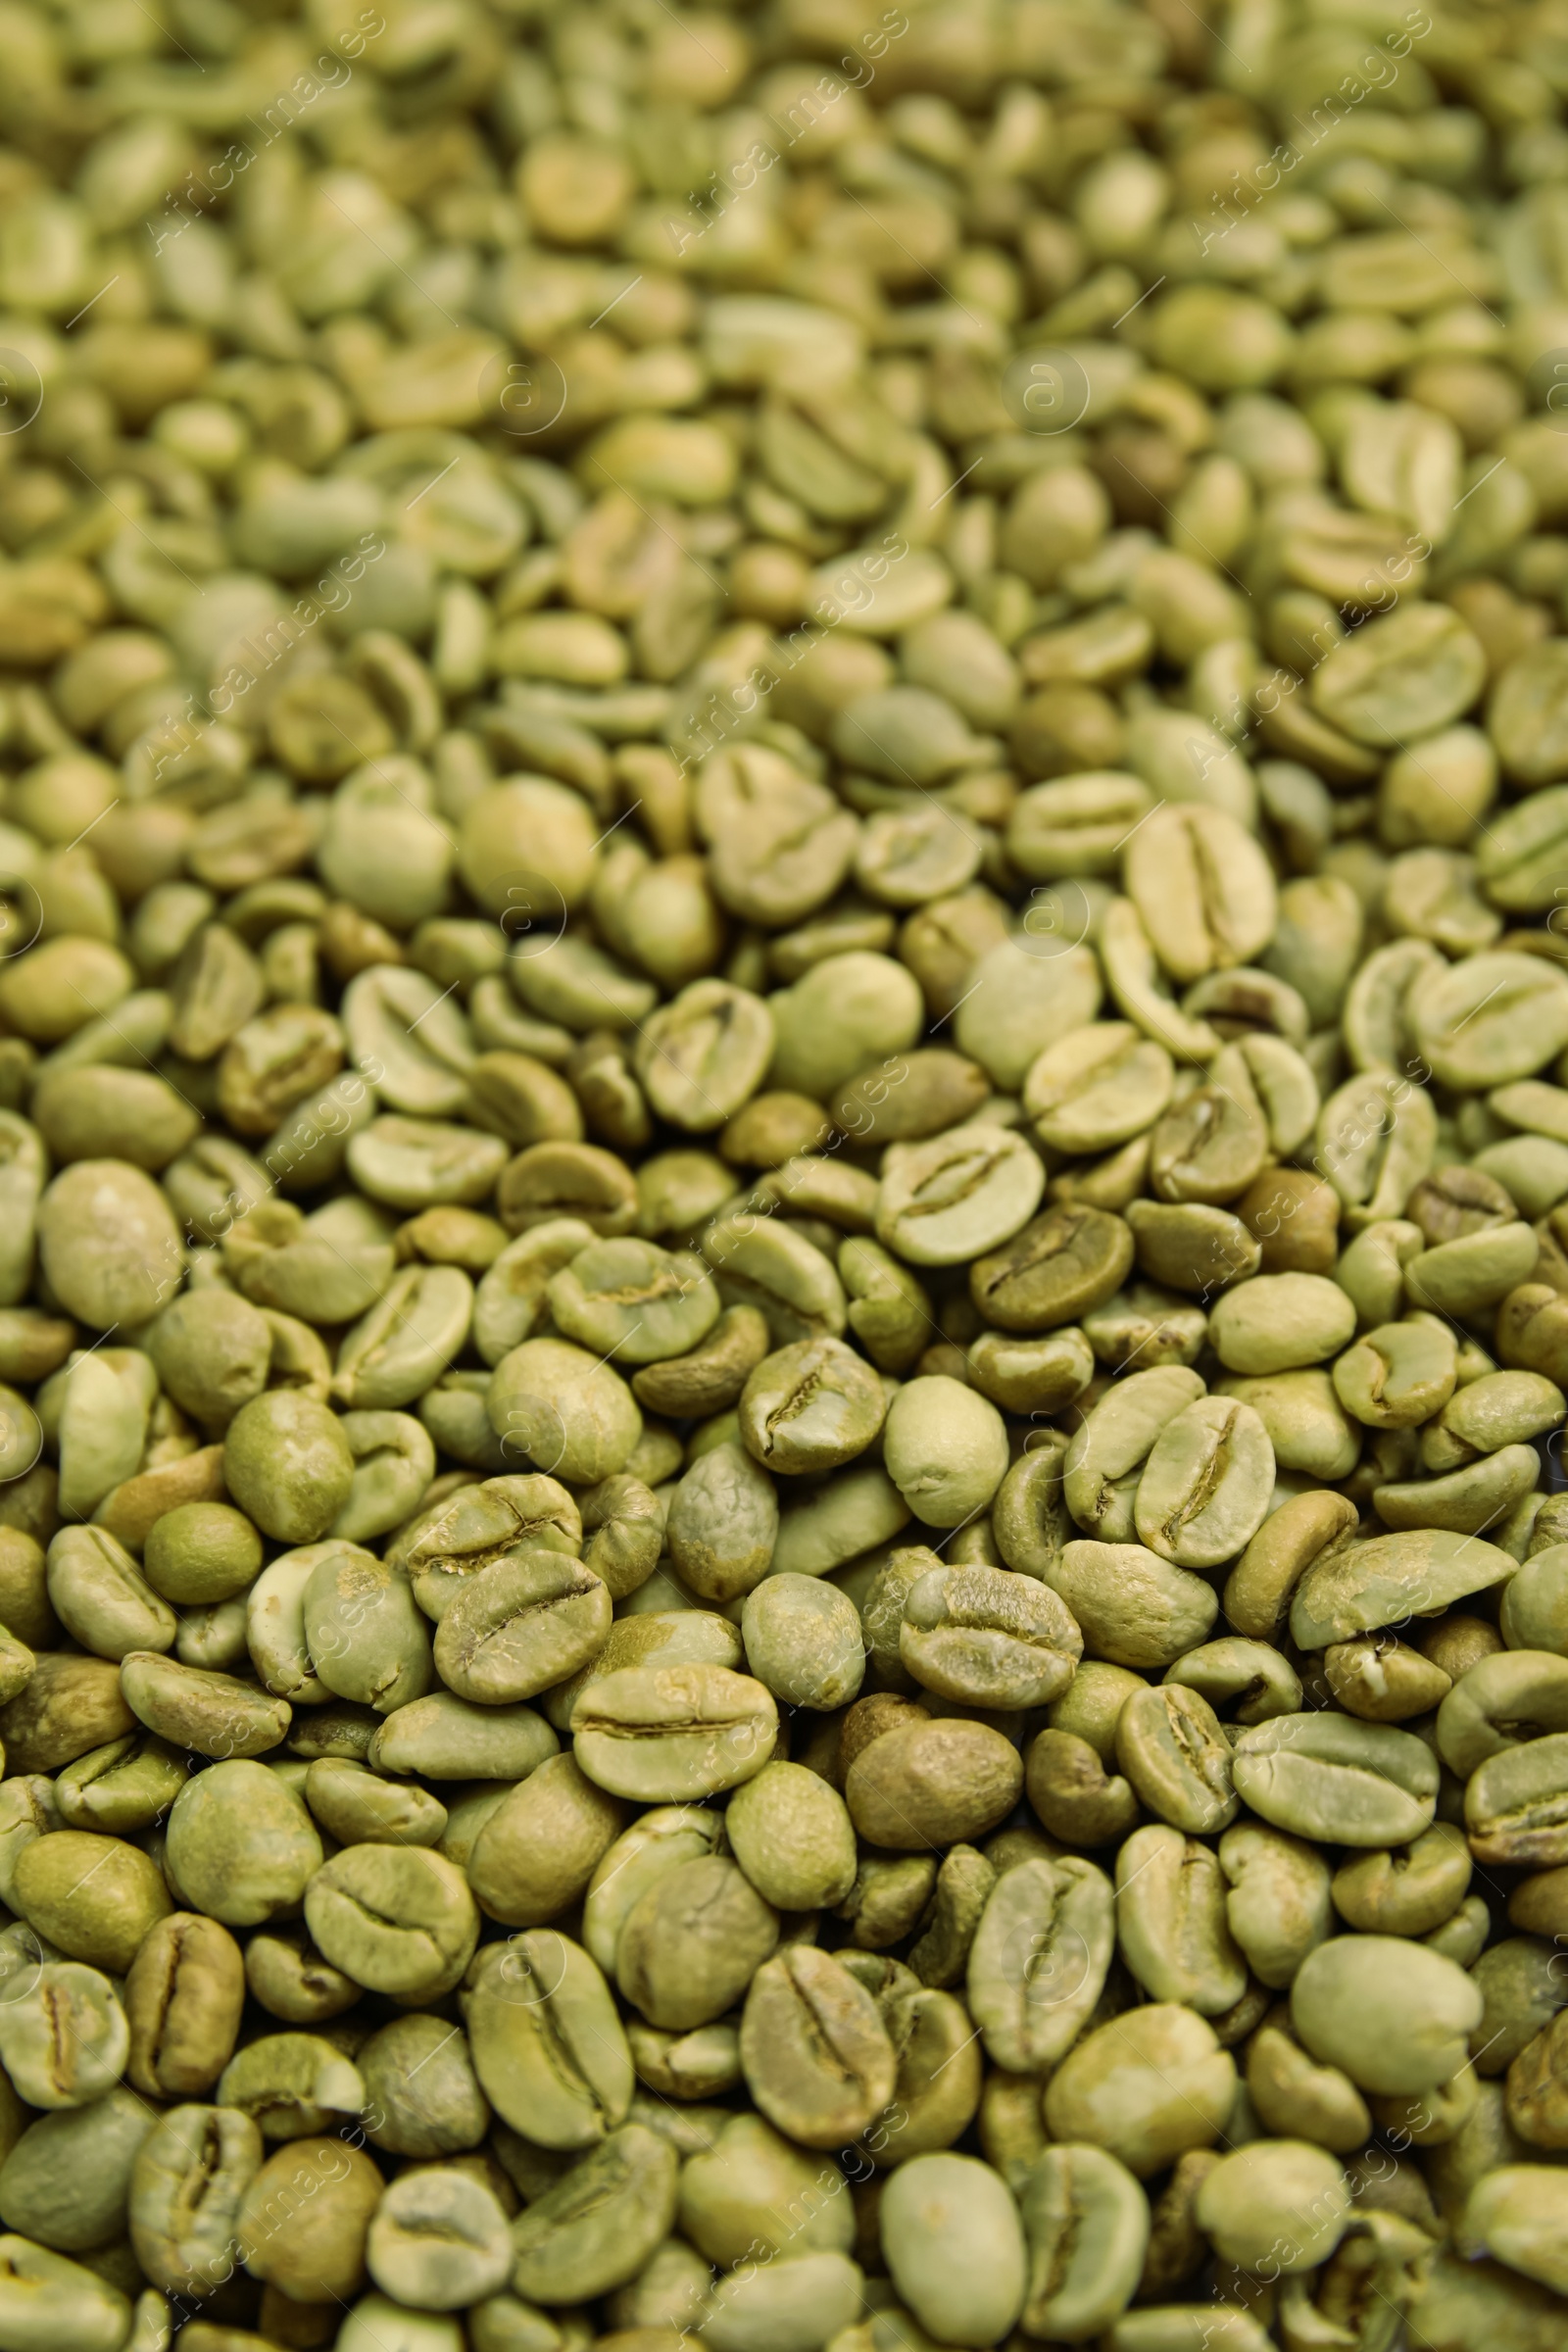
[11,0,1568,2348]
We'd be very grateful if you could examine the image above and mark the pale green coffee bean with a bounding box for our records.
[165,1760,322,1929]
[1017,2143,1149,2342]
[882,1376,1007,1528]
[1246,2021,1370,2155]
[577,1474,662,1599]
[0,2234,133,2351]
[331,1409,435,1544]
[368,1690,558,1783]
[224,1199,395,1326]
[1043,2007,1235,2179]
[487,1337,641,1482]
[0,2079,155,2252]
[143,1502,263,1607]
[358,2015,489,2159]
[898,1563,1081,1710]
[305,1844,478,1999]
[1331,1317,1456,1432]
[1374,1442,1543,1537]
[879,2155,1026,2350]
[966,1325,1095,1416]
[461,1934,632,2149]
[44,1525,175,1662]
[1230,1714,1438,1846]
[1007,774,1152,878]
[1462,2164,1568,2297]
[128,2103,263,2296]
[55,1348,156,1522]
[471,1220,596,1366]
[432,1550,610,1705]
[741,1575,863,1710]
[304,1548,434,1714]
[971,1202,1135,1333]
[665,1443,777,1601]
[1195,2138,1349,2275]
[0,1786,58,1917]
[1026,1728,1138,1849]
[677,2112,855,2270]
[876,1125,1046,1267]
[342,964,476,1118]
[572,1665,777,1802]
[248,1541,374,1706]
[1124,1200,1259,1296]
[545,1609,742,1738]
[332,1264,472,1411]
[616,1853,777,2033]
[1115,1825,1246,2015]
[992,1444,1073,1582]
[1436,1651,1568,1779]
[1289,1527,1517,1647]
[1162,1637,1301,1726]
[1413,952,1568,1091]
[1065,1367,1205,1544]
[36,1160,184,1332]
[1124,804,1275,985]
[55,1732,187,1837]
[1146,1072,1268,1203]
[547,1238,719,1365]
[634,979,773,1130]
[1455,1958,1539,2106]
[1133,1396,1273,1568]
[222,1391,355,1544]
[966,1856,1114,2073]
[304,1758,446,1848]
[737,1336,886,1474]
[1466,1733,1568,1868]
[704,2250,865,2352]
[1407,1223,1541,1319]
[1115,1688,1237,1837]
[740,1945,896,2147]
[1051,1541,1218,1669]
[581,1807,726,1977]
[1207,1273,1355,1374]
[368,2168,513,2311]
[343,1115,506,1212]
[723,1764,858,1912]
[122,1650,292,1761]
[1501,1544,1568,1652]
[511,2123,679,2306]
[1316,1072,1437,1228]
[1291,1936,1484,2095]
[401,1472,581,1620]
[1425,1371,1566,1469]
[1023,1022,1173,1154]
[10,1824,170,1976]
[846,1717,1022,1850]
[0,1961,125,2108]
[703,1216,849,1347]
[1217,1823,1333,1989]
[1332,1821,1473,1939]
[1311,601,1485,748]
